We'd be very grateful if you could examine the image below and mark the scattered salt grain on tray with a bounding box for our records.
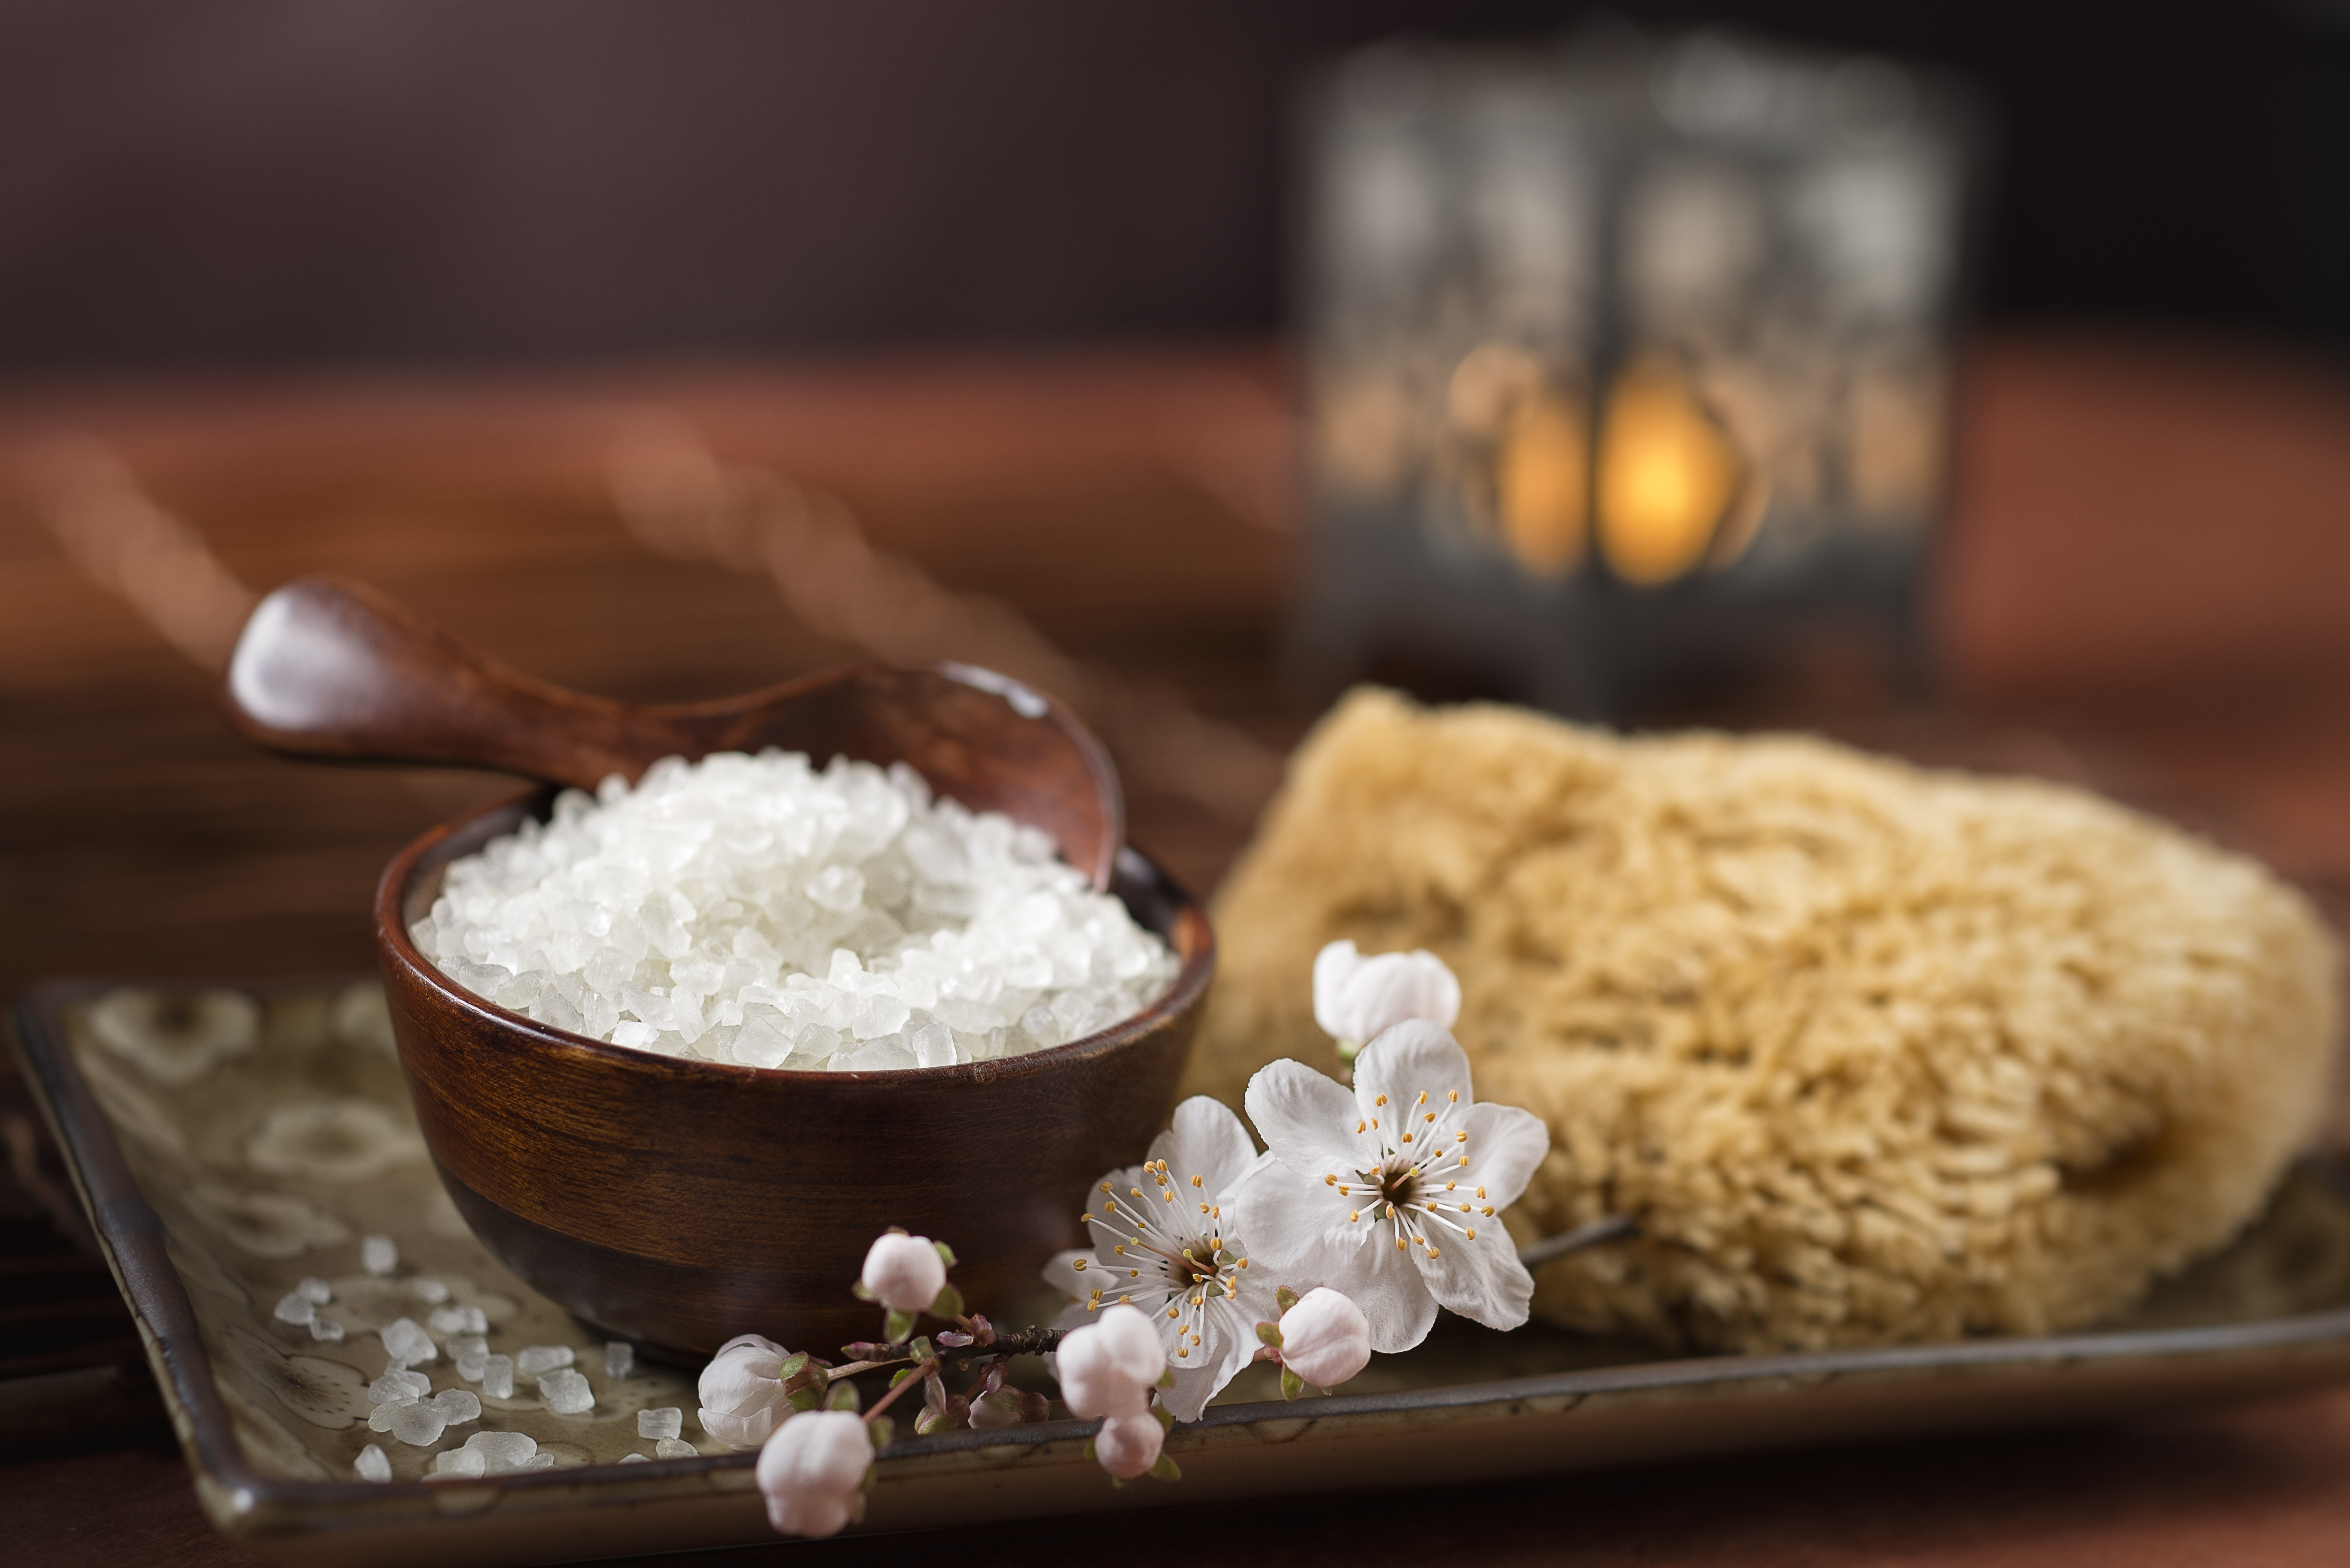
[361,1234,398,1276]
[481,1355,515,1399]
[516,1344,573,1375]
[295,1277,333,1304]
[429,1388,481,1426]
[604,1341,634,1380]
[539,1368,594,1414]
[381,1318,437,1365]
[412,1277,451,1305]
[654,1437,698,1459]
[430,1304,488,1335]
[369,1369,430,1404]
[309,1315,345,1342]
[637,1407,682,1441]
[618,1453,650,1465]
[411,752,1179,1070]
[354,1444,392,1482]
[463,1430,543,1473]
[272,1292,316,1326]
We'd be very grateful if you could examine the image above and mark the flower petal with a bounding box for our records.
[1415,1225,1535,1332]
[1351,1020,1473,1120]
[1460,1102,1550,1208]
[1231,1159,1371,1274]
[1153,1096,1262,1205]
[1244,1058,1368,1177]
[1041,1248,1091,1303]
[1310,1241,1439,1355]
[1312,940,1366,1038]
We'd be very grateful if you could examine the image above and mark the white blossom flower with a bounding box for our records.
[1313,941,1461,1074]
[698,1333,797,1450]
[1051,1302,1164,1419]
[1042,1097,1283,1421]
[1277,1286,1372,1389]
[756,1409,872,1538]
[1093,1410,1166,1479]
[860,1232,947,1314]
[1235,1020,1549,1353]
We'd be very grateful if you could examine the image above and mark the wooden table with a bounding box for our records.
[5,333,2350,1564]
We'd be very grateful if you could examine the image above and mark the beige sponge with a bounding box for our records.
[1186,688,2340,1352]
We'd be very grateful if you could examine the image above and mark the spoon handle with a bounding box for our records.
[224,576,693,791]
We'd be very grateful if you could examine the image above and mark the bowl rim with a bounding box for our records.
[374,783,1215,1086]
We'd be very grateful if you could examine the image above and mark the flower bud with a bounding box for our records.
[697,1333,794,1450]
[1093,1410,1165,1479]
[1276,1287,1372,1389]
[1054,1303,1164,1419]
[860,1232,948,1314]
[1313,941,1460,1045]
[755,1409,872,1538]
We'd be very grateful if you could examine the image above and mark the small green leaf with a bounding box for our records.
[1156,1367,1175,1390]
[1150,1405,1173,1431]
[1280,1366,1304,1402]
[788,1388,820,1412]
[1081,1436,1097,1462]
[851,1280,876,1301]
[1255,1321,1284,1347]
[868,1415,896,1452]
[828,1382,861,1413]
[884,1308,916,1343]
[1275,1286,1300,1314]
[929,1283,965,1318]
[914,1406,953,1436]
[889,1367,917,1389]
[1149,1454,1182,1482]
[779,1351,809,1379]
[932,1239,958,1267]
[908,1335,934,1362]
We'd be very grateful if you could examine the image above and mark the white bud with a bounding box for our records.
[697,1333,795,1451]
[860,1232,948,1314]
[1277,1287,1372,1389]
[1313,941,1460,1044]
[1093,1410,1165,1478]
[1054,1302,1163,1419]
[756,1409,873,1538]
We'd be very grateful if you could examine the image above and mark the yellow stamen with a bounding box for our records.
[1348,1210,1359,1223]
[1376,1095,1388,1106]
[1192,1174,1203,1187]
[1466,1228,1478,1240]
[1074,1259,1088,1271]
[1448,1090,1459,1103]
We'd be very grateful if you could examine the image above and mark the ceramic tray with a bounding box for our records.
[16,978,2350,1567]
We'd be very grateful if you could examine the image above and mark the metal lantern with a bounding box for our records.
[1292,28,1986,715]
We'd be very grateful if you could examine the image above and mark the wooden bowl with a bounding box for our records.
[375,789,1212,1361]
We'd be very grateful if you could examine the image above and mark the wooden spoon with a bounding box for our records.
[223,575,1124,889]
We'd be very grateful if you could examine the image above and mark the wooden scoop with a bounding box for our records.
[223,575,1124,890]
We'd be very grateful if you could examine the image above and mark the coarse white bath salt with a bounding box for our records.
[411,752,1179,1071]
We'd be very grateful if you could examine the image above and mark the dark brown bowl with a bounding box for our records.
[376,789,1212,1361]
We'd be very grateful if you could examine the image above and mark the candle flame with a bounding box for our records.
[1596,357,1740,585]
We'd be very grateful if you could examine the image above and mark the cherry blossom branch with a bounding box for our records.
[1515,1214,1640,1268]
[861,1357,940,1424]
[831,1323,1069,1380]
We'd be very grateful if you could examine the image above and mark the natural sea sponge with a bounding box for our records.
[1186,688,2340,1352]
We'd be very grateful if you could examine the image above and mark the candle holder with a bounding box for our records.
[1291,27,1987,716]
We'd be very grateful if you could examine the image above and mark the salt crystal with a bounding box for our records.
[515,1344,573,1375]
[481,1354,515,1399]
[361,1235,398,1276]
[462,1430,539,1472]
[387,1401,449,1446]
[381,1318,437,1365]
[604,1342,634,1380]
[309,1315,346,1342]
[412,752,1177,1072]
[618,1452,650,1465]
[653,1437,698,1459]
[367,1399,413,1431]
[411,1277,451,1305]
[295,1276,333,1304]
[428,1305,488,1335]
[636,1407,682,1440]
[429,1447,487,1479]
[369,1369,431,1404]
[272,1292,317,1326]
[428,1388,481,1426]
[538,1368,593,1414]
[354,1444,392,1482]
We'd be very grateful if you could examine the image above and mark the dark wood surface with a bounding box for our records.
[5,334,2350,1562]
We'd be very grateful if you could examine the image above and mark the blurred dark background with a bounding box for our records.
[2,0,2346,366]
